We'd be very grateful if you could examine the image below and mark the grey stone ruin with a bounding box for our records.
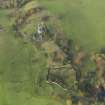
[33,22,47,42]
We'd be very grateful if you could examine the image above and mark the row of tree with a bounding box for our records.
[0,0,30,8]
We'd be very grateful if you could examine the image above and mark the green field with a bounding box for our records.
[0,0,105,105]
[0,9,63,105]
[39,0,105,52]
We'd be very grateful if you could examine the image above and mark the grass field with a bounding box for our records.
[0,9,63,105]
[0,0,105,105]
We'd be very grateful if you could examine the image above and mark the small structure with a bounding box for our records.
[37,22,45,35]
[33,22,48,42]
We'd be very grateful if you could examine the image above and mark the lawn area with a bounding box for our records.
[39,0,105,52]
